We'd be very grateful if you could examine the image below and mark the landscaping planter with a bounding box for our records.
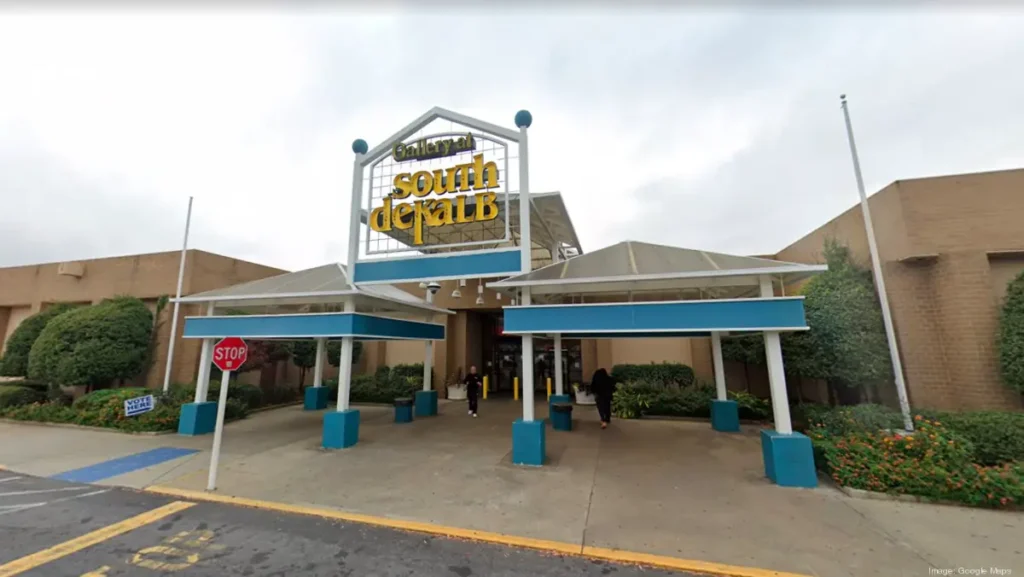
[447,385,467,401]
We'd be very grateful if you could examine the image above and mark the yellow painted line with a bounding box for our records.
[144,486,811,577]
[0,501,195,577]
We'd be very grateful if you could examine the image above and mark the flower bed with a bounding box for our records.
[809,411,1024,509]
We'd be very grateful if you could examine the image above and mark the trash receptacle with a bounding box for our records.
[551,402,573,431]
[394,397,414,424]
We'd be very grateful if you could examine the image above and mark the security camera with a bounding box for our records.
[426,282,441,295]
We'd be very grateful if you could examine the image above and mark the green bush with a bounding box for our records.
[916,410,1024,466]
[611,381,718,419]
[208,382,264,410]
[611,363,695,387]
[261,386,301,406]
[0,402,76,424]
[998,269,1024,393]
[0,385,47,408]
[810,416,1023,509]
[326,372,419,404]
[28,297,153,389]
[810,404,904,437]
[0,303,78,377]
[727,390,772,420]
[12,379,50,393]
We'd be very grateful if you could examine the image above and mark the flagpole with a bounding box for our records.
[839,94,914,432]
[162,196,194,393]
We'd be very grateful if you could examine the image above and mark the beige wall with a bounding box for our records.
[776,168,1024,411]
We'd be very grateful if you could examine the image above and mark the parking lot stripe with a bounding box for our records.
[50,448,200,484]
[0,500,195,577]
[145,486,813,577]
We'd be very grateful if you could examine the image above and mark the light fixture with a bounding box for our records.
[475,279,485,305]
[475,295,485,305]
[452,288,462,299]
[459,279,467,287]
[511,297,517,306]
[496,292,502,300]
[419,282,428,289]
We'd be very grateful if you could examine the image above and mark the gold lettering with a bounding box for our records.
[412,200,427,246]
[412,171,432,198]
[369,197,393,232]
[471,153,499,190]
[475,192,499,221]
[426,199,454,226]
[455,195,474,224]
[432,169,456,194]
[392,143,405,161]
[392,174,414,199]
[393,203,413,230]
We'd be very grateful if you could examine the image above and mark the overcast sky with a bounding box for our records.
[1,6,1023,272]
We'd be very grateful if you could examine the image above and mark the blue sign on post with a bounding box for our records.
[124,395,155,417]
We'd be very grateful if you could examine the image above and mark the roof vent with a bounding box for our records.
[57,261,85,278]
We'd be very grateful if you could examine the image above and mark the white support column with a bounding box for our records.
[554,333,564,396]
[346,147,365,290]
[760,275,793,435]
[423,290,434,392]
[522,291,535,422]
[337,300,356,412]
[193,304,216,403]
[313,338,326,388]
[711,331,727,401]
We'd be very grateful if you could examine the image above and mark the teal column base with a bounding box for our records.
[394,403,413,424]
[178,402,217,436]
[414,390,438,417]
[711,400,740,432]
[323,409,360,449]
[304,386,330,411]
[512,419,546,466]
[548,393,571,420]
[761,430,817,488]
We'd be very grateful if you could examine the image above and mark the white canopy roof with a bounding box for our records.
[174,263,452,316]
[488,240,827,299]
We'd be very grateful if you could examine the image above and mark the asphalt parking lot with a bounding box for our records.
[0,472,698,577]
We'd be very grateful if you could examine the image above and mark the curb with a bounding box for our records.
[0,418,174,436]
[838,485,1022,511]
[143,485,811,577]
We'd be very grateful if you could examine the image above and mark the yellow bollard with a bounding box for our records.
[514,377,519,401]
[546,377,552,400]
[483,376,489,400]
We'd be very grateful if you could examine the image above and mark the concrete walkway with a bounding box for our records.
[1,401,1021,576]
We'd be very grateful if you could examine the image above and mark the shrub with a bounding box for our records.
[208,382,264,410]
[611,382,656,419]
[0,303,78,377]
[811,416,1023,508]
[0,402,76,424]
[998,269,1024,393]
[327,373,419,404]
[28,297,153,389]
[916,410,1024,466]
[0,385,47,408]
[811,404,904,437]
[261,386,301,406]
[728,390,772,420]
[611,363,695,387]
[611,381,715,419]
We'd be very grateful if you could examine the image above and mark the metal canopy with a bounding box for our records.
[173,263,453,316]
[488,240,828,299]
[359,191,582,268]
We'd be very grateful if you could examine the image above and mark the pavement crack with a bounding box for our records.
[579,429,602,554]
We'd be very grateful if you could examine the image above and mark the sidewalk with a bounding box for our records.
[2,402,1021,576]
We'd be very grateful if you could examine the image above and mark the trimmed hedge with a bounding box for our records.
[28,297,153,388]
[0,385,47,408]
[611,382,772,421]
[0,303,78,377]
[326,370,421,404]
[611,363,695,387]
[999,269,1024,393]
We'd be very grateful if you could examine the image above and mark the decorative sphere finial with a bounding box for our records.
[352,139,368,154]
[514,110,533,129]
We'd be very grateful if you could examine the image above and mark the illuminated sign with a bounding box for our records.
[392,133,476,163]
[370,152,500,246]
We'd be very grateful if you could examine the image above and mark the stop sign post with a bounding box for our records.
[207,337,247,491]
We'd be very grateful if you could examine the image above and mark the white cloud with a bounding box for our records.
[1,7,1023,272]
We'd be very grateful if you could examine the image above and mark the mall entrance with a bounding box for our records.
[480,312,583,397]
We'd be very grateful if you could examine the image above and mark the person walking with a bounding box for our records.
[591,368,615,429]
[465,365,482,417]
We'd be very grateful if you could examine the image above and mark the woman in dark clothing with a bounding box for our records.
[591,368,615,429]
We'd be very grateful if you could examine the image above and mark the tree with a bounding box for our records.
[720,334,765,393]
[288,340,318,391]
[0,303,78,377]
[136,295,169,386]
[326,340,362,367]
[27,297,153,391]
[782,239,893,405]
[998,269,1024,394]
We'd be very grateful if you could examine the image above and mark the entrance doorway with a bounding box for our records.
[481,311,583,396]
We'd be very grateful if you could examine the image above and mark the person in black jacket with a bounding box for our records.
[591,368,615,429]
[465,365,482,417]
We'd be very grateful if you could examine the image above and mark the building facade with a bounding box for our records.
[3,168,1023,410]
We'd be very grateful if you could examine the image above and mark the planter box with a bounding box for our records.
[574,391,596,405]
[447,386,467,401]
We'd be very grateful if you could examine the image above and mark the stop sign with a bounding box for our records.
[212,337,248,372]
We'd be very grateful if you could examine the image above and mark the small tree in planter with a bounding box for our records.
[287,340,318,392]
[573,382,596,405]
[446,369,466,400]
